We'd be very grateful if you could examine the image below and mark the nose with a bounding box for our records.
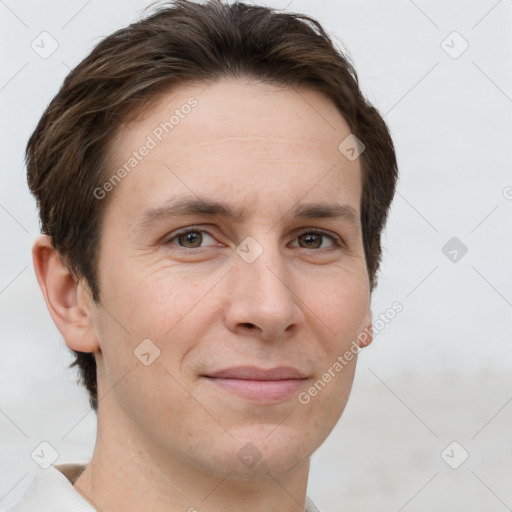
[222,237,304,341]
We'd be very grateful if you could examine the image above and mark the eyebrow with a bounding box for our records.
[134,197,360,230]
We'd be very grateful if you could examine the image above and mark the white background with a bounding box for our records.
[1,0,511,510]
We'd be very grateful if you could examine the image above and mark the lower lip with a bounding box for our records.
[204,377,307,402]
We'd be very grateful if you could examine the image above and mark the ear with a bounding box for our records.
[32,234,100,353]
[357,309,373,349]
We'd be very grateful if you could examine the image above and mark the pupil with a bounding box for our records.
[301,233,320,248]
[179,231,202,247]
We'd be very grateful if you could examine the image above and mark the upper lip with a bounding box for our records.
[205,366,307,380]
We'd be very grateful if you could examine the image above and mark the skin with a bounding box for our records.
[33,78,373,512]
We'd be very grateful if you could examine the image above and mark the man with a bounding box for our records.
[10,0,397,510]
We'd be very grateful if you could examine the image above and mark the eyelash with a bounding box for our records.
[163,227,344,251]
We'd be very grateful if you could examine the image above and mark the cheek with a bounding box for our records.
[305,267,370,345]
[96,260,225,388]
[295,355,358,453]
[289,269,367,424]
[93,265,210,425]
[100,257,207,337]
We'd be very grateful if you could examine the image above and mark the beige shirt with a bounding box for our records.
[4,463,324,511]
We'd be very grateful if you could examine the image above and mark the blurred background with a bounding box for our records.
[1,0,511,510]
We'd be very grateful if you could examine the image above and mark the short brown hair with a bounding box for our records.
[26,0,398,412]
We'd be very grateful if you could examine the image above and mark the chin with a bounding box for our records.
[215,424,320,478]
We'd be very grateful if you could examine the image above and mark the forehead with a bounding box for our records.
[103,78,362,222]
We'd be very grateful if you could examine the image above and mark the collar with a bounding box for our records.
[8,463,323,511]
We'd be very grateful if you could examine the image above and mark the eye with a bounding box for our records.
[164,228,343,251]
[165,229,219,249]
[291,230,341,250]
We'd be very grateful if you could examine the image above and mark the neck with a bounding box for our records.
[73,406,311,512]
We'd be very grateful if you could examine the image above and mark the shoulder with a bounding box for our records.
[3,462,94,512]
[305,495,327,512]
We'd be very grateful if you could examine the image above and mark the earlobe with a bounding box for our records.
[357,310,373,349]
[32,234,100,353]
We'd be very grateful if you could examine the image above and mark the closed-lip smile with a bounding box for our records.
[203,366,309,402]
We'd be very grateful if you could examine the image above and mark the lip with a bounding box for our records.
[206,366,307,380]
[203,366,309,402]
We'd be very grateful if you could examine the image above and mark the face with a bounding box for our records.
[88,78,372,479]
